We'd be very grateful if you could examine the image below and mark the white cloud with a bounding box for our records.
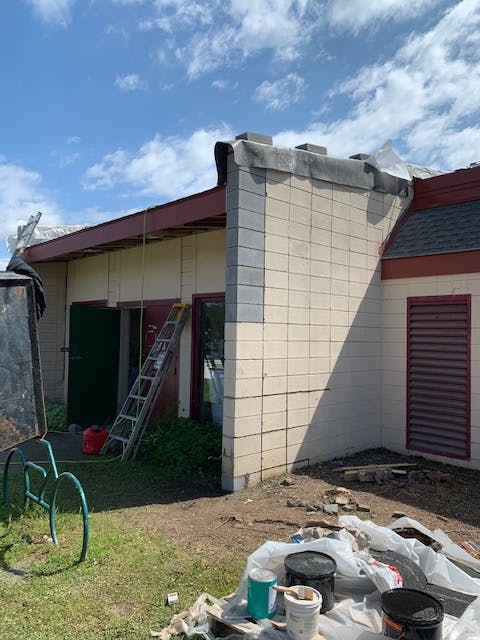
[83,125,233,199]
[0,159,61,257]
[114,73,144,91]
[253,73,305,110]
[275,0,480,170]
[211,79,229,90]
[141,0,318,78]
[66,135,81,144]
[24,0,75,25]
[329,0,443,31]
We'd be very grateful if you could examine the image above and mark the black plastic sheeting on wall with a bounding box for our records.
[0,273,47,451]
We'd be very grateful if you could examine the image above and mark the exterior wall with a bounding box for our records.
[382,274,480,470]
[38,229,226,410]
[35,262,67,402]
[222,156,409,491]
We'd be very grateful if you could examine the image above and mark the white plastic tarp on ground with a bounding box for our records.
[221,517,480,640]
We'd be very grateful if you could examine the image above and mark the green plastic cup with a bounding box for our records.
[247,568,278,619]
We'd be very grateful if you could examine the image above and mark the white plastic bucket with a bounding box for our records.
[284,586,322,640]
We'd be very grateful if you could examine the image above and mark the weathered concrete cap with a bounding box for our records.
[350,153,370,160]
[235,132,273,145]
[296,143,327,155]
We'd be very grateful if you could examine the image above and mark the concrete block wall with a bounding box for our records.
[382,274,480,470]
[222,153,409,491]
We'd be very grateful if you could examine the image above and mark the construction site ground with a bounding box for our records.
[4,435,477,559]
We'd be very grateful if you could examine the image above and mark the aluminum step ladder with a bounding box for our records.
[101,303,190,461]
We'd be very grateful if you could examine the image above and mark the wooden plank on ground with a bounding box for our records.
[332,463,417,473]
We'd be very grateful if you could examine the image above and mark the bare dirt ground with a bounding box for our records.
[124,448,480,563]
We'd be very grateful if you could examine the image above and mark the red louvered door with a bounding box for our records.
[406,295,471,460]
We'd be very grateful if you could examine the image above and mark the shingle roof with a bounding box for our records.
[383,199,480,258]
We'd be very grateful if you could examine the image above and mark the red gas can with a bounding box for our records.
[82,426,108,455]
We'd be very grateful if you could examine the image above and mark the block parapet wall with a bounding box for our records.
[222,158,408,491]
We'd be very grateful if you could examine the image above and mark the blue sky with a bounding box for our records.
[1,0,480,266]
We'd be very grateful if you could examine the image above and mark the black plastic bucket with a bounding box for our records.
[381,588,444,640]
[284,551,337,613]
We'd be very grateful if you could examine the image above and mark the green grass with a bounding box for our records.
[0,460,242,640]
[44,400,68,432]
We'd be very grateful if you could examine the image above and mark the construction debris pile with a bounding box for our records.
[155,516,480,640]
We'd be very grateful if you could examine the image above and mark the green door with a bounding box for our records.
[67,305,120,426]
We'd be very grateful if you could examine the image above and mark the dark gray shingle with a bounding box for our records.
[384,199,480,258]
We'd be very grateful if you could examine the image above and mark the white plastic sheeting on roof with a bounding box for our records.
[6,224,86,254]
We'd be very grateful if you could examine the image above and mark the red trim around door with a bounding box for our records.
[190,292,225,420]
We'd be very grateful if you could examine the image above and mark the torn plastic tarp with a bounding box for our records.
[219,517,480,640]
[6,224,86,254]
[364,139,411,181]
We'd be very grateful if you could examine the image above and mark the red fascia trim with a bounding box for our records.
[410,166,480,212]
[190,292,225,420]
[71,299,108,307]
[406,294,471,461]
[382,249,480,279]
[116,298,180,308]
[26,186,226,263]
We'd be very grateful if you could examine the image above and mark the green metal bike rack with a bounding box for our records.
[3,439,89,563]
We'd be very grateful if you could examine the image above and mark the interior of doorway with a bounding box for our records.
[117,307,142,411]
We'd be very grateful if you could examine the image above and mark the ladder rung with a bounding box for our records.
[119,413,138,422]
[109,434,130,444]
[140,375,154,380]
[129,394,146,401]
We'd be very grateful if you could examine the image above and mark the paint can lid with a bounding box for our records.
[285,551,337,579]
[249,568,277,583]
